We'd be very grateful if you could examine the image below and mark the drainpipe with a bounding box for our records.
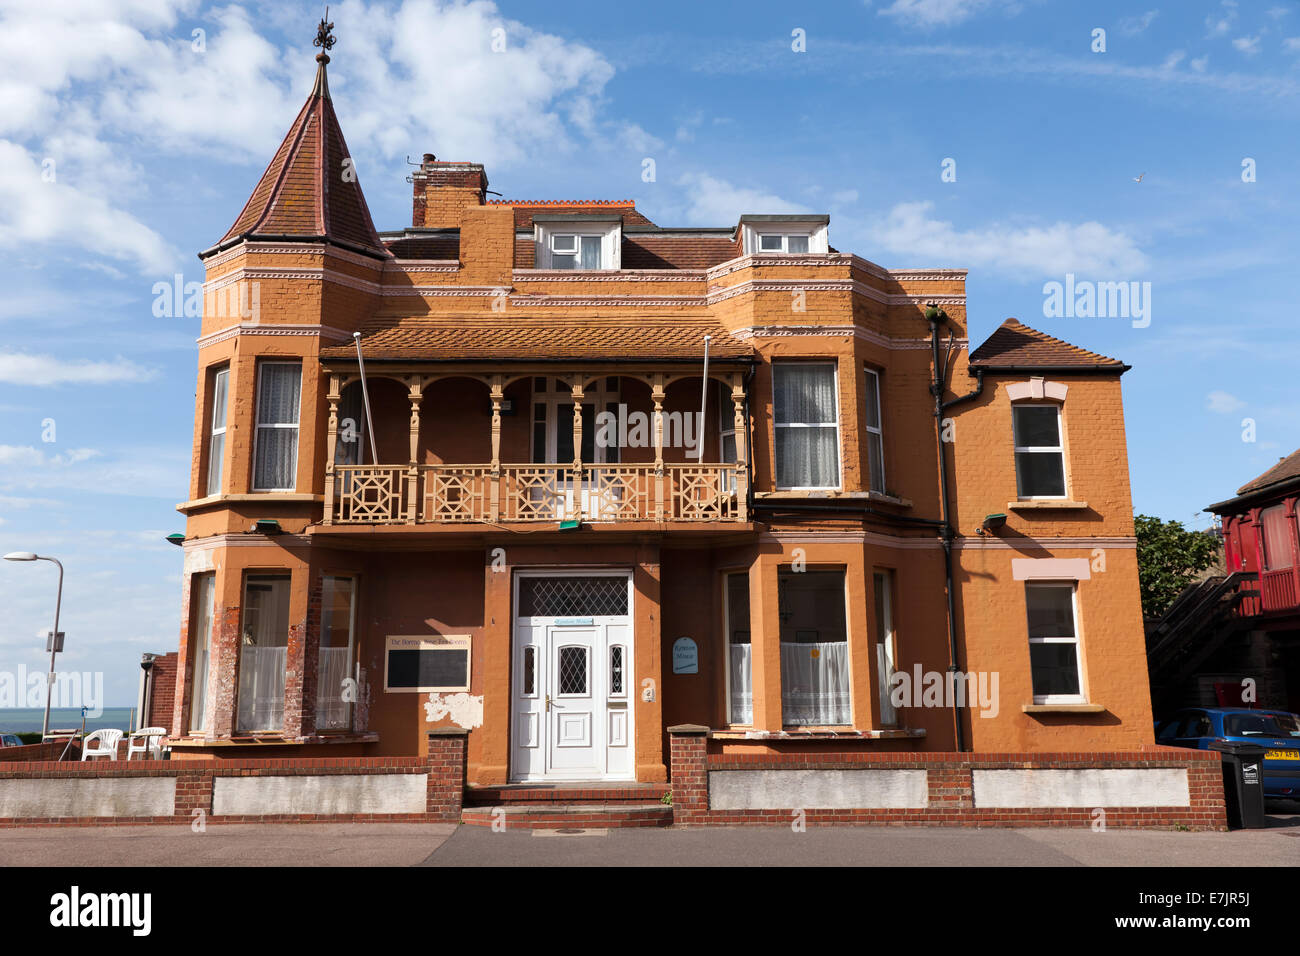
[928,307,984,752]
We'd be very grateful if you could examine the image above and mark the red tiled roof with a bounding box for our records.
[969,318,1127,371]
[1236,448,1300,496]
[492,200,656,229]
[319,317,752,362]
[384,235,460,260]
[215,59,387,257]
[622,235,740,270]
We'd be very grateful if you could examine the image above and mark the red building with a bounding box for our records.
[1151,449,1300,714]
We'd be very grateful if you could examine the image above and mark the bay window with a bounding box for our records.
[189,573,215,734]
[779,569,851,726]
[316,575,357,731]
[252,362,302,491]
[864,367,886,493]
[237,574,291,732]
[205,367,228,496]
[773,363,840,489]
[725,572,752,725]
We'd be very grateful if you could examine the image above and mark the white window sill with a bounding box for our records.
[176,492,321,514]
[1007,499,1089,511]
[1022,703,1106,714]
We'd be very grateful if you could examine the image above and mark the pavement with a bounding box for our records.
[1,808,1298,866]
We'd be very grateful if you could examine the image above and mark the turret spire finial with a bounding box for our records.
[314,7,336,63]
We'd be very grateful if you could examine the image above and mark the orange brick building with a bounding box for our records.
[169,48,1156,792]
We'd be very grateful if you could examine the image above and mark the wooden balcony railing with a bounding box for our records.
[326,462,747,525]
[1259,568,1300,613]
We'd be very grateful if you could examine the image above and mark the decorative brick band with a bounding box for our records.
[0,731,468,828]
[666,730,1226,830]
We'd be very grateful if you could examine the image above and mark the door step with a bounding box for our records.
[461,802,672,829]
[464,782,670,806]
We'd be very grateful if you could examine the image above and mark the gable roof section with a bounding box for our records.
[1236,448,1300,497]
[319,317,751,363]
[492,200,656,229]
[212,58,388,259]
[969,318,1128,372]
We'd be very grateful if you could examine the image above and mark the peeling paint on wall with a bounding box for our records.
[183,548,215,574]
[425,692,483,729]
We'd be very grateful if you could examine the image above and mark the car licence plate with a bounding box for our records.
[1264,749,1299,761]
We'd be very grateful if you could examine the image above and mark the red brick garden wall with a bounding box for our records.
[669,727,1227,830]
[0,730,466,828]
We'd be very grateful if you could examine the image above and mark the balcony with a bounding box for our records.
[327,461,746,525]
[1257,568,1300,614]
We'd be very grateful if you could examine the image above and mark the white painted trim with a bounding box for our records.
[1012,558,1092,581]
[1006,378,1068,402]
[197,322,352,349]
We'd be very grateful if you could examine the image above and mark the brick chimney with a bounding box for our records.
[412,154,488,229]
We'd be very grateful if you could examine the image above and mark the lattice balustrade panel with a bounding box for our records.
[504,466,570,521]
[586,466,649,521]
[425,468,488,522]
[672,465,734,521]
[335,466,405,523]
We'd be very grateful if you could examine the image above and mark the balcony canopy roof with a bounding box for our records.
[320,317,753,364]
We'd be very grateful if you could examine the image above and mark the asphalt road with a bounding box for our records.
[1,815,1297,867]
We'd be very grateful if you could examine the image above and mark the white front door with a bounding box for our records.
[511,573,633,782]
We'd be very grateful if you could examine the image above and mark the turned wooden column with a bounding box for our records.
[407,377,422,524]
[652,373,666,522]
[570,380,585,520]
[323,374,341,525]
[489,375,503,521]
[732,373,749,522]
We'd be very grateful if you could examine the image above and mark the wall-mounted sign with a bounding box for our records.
[555,617,594,626]
[384,635,471,693]
[672,637,698,675]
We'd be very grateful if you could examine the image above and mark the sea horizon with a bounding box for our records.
[0,707,136,735]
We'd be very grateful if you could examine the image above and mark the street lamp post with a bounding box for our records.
[4,552,64,739]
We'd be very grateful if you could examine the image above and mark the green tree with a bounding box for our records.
[1135,514,1221,619]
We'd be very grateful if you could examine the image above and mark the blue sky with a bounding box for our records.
[0,0,1296,705]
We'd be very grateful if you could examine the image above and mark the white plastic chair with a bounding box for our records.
[127,728,167,761]
[80,728,123,761]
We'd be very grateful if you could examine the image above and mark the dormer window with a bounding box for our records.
[534,215,622,270]
[739,214,829,256]
[550,233,602,269]
[759,233,810,253]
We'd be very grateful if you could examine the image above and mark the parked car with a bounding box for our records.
[1155,707,1300,798]
[0,734,23,748]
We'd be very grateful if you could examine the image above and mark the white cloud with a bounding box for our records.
[0,141,177,275]
[0,0,647,270]
[0,352,156,386]
[0,444,186,499]
[1190,55,1210,71]
[1161,50,1185,70]
[877,0,1007,28]
[860,201,1148,277]
[672,173,809,226]
[1119,10,1159,36]
[1283,37,1300,52]
[1206,390,1247,413]
[1206,0,1238,37]
[1232,35,1262,56]
[831,189,860,205]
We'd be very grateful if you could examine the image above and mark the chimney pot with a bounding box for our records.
[423,153,436,165]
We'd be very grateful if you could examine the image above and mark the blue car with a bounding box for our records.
[1156,707,1300,799]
